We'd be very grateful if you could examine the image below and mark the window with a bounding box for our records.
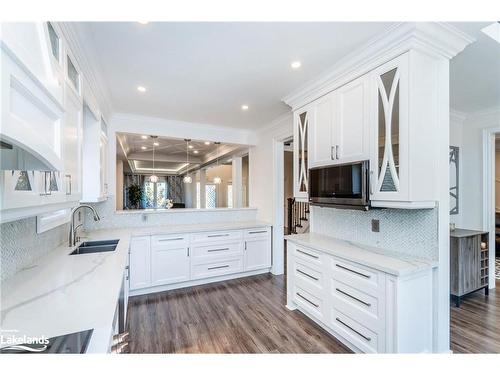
[227,184,233,208]
[47,22,60,62]
[67,56,80,92]
[144,179,168,208]
[205,184,216,209]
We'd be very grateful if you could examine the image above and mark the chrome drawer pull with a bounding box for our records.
[335,288,371,307]
[158,237,184,242]
[208,234,230,237]
[208,265,230,270]
[335,264,370,279]
[207,247,230,252]
[335,317,371,342]
[249,230,267,234]
[296,292,319,308]
[297,249,319,259]
[297,269,319,281]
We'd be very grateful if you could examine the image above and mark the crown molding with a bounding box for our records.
[57,22,113,120]
[256,112,293,134]
[283,22,475,111]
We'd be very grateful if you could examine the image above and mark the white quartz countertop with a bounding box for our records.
[285,233,437,276]
[0,220,271,353]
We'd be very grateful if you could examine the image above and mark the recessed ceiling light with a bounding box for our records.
[141,135,148,139]
[153,142,159,146]
[138,21,149,25]
[141,146,147,150]
[482,22,500,44]
[204,141,210,145]
[137,86,147,92]
[193,150,199,154]
[291,61,301,69]
[188,145,193,149]
[241,105,249,111]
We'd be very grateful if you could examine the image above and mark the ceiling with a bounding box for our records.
[73,22,499,130]
[117,132,245,175]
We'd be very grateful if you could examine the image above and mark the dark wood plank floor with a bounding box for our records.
[450,279,500,353]
[127,274,351,353]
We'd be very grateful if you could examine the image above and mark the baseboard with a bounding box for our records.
[129,268,271,297]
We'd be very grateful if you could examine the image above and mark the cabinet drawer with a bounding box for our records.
[292,244,324,266]
[293,258,324,293]
[331,278,382,330]
[190,230,243,243]
[191,241,243,259]
[244,227,271,239]
[331,257,382,293]
[331,309,380,353]
[191,258,243,280]
[293,285,324,320]
[151,234,189,249]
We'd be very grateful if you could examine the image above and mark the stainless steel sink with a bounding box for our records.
[70,239,119,255]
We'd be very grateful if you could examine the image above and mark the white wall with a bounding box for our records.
[450,107,500,230]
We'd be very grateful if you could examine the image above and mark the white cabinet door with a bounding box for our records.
[244,237,271,271]
[129,236,151,290]
[63,85,82,202]
[293,107,311,200]
[335,75,370,164]
[308,93,336,168]
[151,246,190,286]
[369,54,409,203]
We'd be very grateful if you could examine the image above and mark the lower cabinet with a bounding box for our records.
[129,226,272,294]
[286,241,433,353]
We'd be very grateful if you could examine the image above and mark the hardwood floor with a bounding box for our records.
[127,274,351,353]
[450,279,500,353]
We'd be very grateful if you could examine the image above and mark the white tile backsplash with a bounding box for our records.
[310,206,438,261]
[83,196,259,230]
[0,217,69,282]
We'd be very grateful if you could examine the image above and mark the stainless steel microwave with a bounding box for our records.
[308,160,370,210]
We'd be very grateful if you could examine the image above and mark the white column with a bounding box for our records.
[199,169,206,209]
[232,156,242,208]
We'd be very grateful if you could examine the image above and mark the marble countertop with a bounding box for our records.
[0,220,271,353]
[285,233,437,276]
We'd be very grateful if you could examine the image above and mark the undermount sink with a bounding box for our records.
[69,239,119,255]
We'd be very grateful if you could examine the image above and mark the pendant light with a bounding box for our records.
[213,142,222,184]
[150,136,158,183]
[183,139,192,184]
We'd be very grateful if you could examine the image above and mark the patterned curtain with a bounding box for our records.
[165,176,184,203]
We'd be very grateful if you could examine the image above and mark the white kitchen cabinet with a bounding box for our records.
[286,239,433,353]
[151,234,190,286]
[293,107,311,201]
[308,75,369,168]
[244,228,272,271]
[129,236,151,290]
[81,105,108,203]
[369,52,436,208]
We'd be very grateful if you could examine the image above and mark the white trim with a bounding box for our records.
[283,22,474,110]
[482,126,500,289]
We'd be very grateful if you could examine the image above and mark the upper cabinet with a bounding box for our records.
[295,50,439,209]
[293,107,310,201]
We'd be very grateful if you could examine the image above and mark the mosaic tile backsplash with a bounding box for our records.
[83,196,258,231]
[310,206,438,261]
[0,217,69,282]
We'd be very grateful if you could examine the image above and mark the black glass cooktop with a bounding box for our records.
[0,329,93,354]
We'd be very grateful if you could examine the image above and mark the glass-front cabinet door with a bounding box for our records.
[370,53,408,202]
[293,108,311,201]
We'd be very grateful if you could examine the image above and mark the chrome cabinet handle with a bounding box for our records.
[335,263,370,279]
[331,146,335,160]
[207,234,229,238]
[65,174,72,196]
[208,265,229,270]
[158,237,184,242]
[207,247,230,252]
[335,288,371,306]
[297,249,319,259]
[336,317,371,342]
[335,145,339,160]
[297,269,319,281]
[187,247,190,257]
[249,230,267,234]
[296,292,319,308]
[244,241,247,251]
[369,170,374,195]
